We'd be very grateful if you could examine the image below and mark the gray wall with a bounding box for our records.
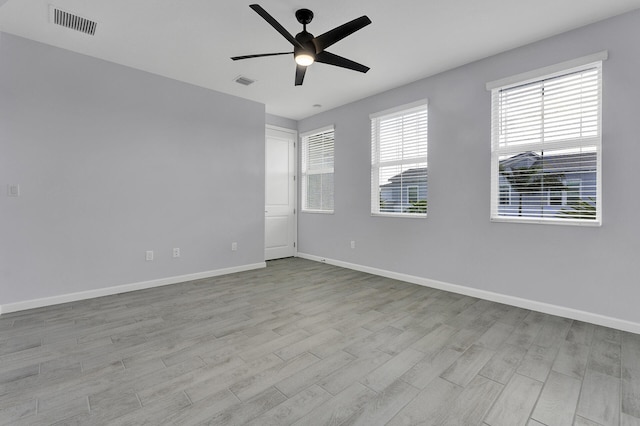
[266,113,297,131]
[0,33,266,305]
[298,10,640,324]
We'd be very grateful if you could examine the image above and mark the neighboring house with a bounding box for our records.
[379,167,428,213]
[498,151,597,218]
[378,153,595,217]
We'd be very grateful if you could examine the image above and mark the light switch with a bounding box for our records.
[7,184,20,197]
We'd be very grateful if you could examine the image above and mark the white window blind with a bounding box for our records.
[371,101,428,216]
[301,126,334,212]
[490,61,602,225]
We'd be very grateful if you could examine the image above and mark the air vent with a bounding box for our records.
[234,76,255,86]
[50,6,97,36]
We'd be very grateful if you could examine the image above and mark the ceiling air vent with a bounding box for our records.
[234,76,255,86]
[50,6,97,36]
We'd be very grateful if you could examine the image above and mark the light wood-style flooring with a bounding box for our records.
[1,258,639,425]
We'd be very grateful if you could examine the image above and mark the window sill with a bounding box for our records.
[301,210,334,215]
[490,216,601,227]
[371,213,427,219]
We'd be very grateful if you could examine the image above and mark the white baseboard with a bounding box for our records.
[0,262,266,315]
[297,252,640,335]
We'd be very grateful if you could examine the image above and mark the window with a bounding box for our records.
[407,186,418,204]
[371,100,428,217]
[301,126,334,212]
[488,53,605,225]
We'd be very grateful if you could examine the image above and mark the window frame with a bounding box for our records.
[370,99,429,218]
[300,125,335,214]
[487,52,606,226]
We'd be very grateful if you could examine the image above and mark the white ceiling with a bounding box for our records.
[1,0,640,120]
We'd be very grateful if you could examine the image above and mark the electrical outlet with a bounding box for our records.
[173,248,180,258]
[7,184,20,197]
[350,240,356,249]
[231,242,238,251]
[145,250,154,261]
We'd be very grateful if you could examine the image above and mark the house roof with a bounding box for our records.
[381,167,427,188]
[541,152,597,173]
[500,151,597,174]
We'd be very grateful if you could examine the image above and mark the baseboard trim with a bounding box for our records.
[0,262,266,315]
[297,253,640,335]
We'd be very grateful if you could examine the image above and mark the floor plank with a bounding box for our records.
[345,379,420,426]
[517,344,558,382]
[576,369,620,426]
[291,382,377,426]
[484,374,543,426]
[479,344,527,384]
[622,366,640,418]
[552,340,590,379]
[436,375,504,426]
[244,385,332,426]
[386,377,462,426]
[440,344,495,386]
[530,370,582,426]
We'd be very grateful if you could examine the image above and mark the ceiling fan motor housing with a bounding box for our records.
[295,30,316,58]
[295,9,314,25]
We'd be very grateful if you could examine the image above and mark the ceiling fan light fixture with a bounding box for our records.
[295,52,315,66]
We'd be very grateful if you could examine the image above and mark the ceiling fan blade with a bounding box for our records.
[313,16,371,52]
[249,4,303,49]
[315,51,370,73]
[231,52,292,61]
[295,65,307,86]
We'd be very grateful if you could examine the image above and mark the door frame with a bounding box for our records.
[265,124,298,260]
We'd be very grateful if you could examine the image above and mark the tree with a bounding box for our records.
[556,197,596,220]
[405,200,427,214]
[379,193,388,212]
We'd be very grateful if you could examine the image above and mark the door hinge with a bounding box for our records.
[293,242,296,248]
[293,208,296,214]
[293,175,296,181]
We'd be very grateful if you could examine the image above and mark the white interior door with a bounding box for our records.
[265,126,296,260]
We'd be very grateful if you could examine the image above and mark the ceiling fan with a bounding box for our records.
[231,4,371,86]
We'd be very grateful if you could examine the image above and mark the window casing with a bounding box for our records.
[371,100,428,217]
[489,56,603,226]
[301,126,334,213]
